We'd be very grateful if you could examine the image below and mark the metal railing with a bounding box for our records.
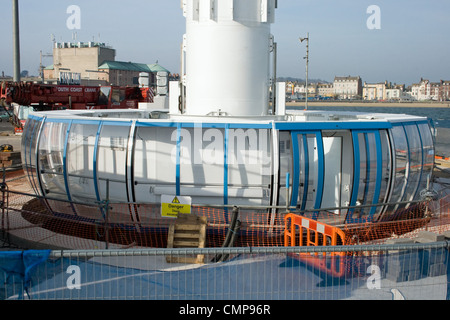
[0,242,449,300]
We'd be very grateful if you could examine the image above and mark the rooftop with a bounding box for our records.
[98,61,170,73]
[44,61,170,74]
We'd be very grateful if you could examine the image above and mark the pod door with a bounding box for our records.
[346,130,391,223]
[289,131,325,216]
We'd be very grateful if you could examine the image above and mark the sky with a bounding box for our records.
[0,0,449,86]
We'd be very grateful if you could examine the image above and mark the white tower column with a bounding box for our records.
[182,0,277,116]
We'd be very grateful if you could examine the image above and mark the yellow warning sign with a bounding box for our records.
[161,195,192,218]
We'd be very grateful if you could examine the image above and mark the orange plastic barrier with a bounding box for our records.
[284,213,348,278]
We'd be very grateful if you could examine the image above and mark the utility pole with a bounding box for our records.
[12,0,21,82]
[299,33,309,110]
[40,51,52,83]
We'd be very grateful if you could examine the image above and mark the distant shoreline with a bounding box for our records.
[287,101,450,108]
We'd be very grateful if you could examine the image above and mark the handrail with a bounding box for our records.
[47,240,450,259]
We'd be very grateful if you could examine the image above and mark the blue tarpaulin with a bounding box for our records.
[0,250,51,299]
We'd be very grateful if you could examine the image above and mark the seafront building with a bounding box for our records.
[440,80,450,101]
[386,86,403,100]
[410,79,440,101]
[363,82,387,101]
[316,83,334,98]
[285,76,449,102]
[333,76,362,100]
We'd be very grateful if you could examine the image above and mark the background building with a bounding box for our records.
[43,42,170,87]
[97,61,170,89]
[386,86,404,101]
[283,76,450,102]
[333,76,362,100]
[363,82,386,101]
[410,79,440,101]
[440,80,450,101]
[316,83,334,98]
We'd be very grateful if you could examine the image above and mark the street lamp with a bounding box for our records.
[299,33,309,110]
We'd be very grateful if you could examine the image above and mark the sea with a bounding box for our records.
[290,105,450,157]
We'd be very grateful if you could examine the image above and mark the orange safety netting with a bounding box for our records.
[2,173,450,250]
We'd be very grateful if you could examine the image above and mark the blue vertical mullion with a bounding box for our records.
[413,122,425,200]
[401,124,411,202]
[370,131,383,218]
[301,134,309,211]
[290,133,300,207]
[361,133,371,216]
[348,131,361,222]
[313,131,324,220]
[291,131,319,214]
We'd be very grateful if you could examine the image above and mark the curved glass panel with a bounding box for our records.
[353,132,368,209]
[38,121,69,199]
[402,124,422,203]
[290,132,322,213]
[321,135,342,213]
[228,128,272,206]
[278,131,292,206]
[390,125,408,206]
[377,130,392,213]
[133,126,177,203]
[418,123,434,193]
[66,123,99,203]
[96,125,130,202]
[293,133,308,210]
[179,127,225,204]
[364,133,379,209]
[348,131,384,222]
[22,118,42,195]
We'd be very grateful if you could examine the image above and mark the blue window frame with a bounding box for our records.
[387,122,426,214]
[346,130,383,224]
[290,131,324,218]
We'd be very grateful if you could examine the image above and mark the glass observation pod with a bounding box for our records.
[21,109,435,234]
